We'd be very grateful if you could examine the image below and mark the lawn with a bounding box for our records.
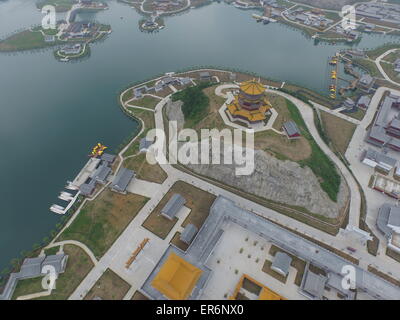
[178,182,216,230]
[189,85,228,132]
[44,246,60,256]
[0,30,59,52]
[320,111,356,155]
[286,100,341,202]
[12,244,94,300]
[57,191,149,258]
[124,153,168,184]
[84,269,131,300]
[366,43,400,60]
[142,181,216,239]
[255,130,312,162]
[129,96,160,110]
[352,58,382,78]
[381,62,400,84]
[172,82,212,128]
[122,109,155,157]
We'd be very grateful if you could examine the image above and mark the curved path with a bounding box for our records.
[46,240,99,266]
[376,49,400,87]
[268,89,361,228]
[68,74,400,300]
[215,83,361,228]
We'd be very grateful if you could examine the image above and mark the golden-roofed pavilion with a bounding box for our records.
[226,79,272,125]
[151,252,203,300]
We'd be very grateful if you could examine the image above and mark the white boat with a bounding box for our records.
[58,194,73,201]
[50,204,65,215]
[65,182,79,190]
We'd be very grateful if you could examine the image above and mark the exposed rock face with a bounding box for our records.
[167,99,349,219]
[185,149,349,219]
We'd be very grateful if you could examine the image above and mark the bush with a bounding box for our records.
[171,82,212,125]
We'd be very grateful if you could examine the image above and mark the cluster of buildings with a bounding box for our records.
[284,7,335,29]
[59,43,83,56]
[78,0,108,10]
[333,24,361,41]
[150,0,185,12]
[0,254,68,300]
[62,21,98,40]
[366,93,400,152]
[377,204,400,253]
[139,196,400,300]
[341,94,372,112]
[356,2,400,26]
[79,153,135,197]
[225,79,272,126]
[133,74,192,99]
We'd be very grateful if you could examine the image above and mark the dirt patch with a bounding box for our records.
[132,291,150,300]
[84,269,131,300]
[320,111,356,155]
[262,260,288,284]
[142,181,216,238]
[255,130,312,162]
[124,153,167,184]
[170,232,189,252]
[58,191,149,258]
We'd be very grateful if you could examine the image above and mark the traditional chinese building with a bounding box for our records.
[226,79,272,126]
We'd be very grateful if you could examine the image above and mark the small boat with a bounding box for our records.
[50,204,65,215]
[66,181,79,190]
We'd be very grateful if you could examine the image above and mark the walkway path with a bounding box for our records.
[47,240,99,266]
[376,49,400,87]
[65,72,400,299]
[346,86,400,257]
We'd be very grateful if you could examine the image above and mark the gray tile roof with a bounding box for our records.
[79,180,96,196]
[111,167,135,193]
[0,254,68,300]
[161,194,186,220]
[139,138,153,151]
[357,95,371,107]
[283,120,301,137]
[100,153,116,164]
[363,148,397,168]
[359,74,374,86]
[180,224,198,245]
[199,71,210,79]
[271,252,292,276]
[19,257,45,278]
[91,164,111,183]
[301,269,327,299]
[388,206,400,228]
[377,204,392,238]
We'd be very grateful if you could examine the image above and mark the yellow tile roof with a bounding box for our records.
[151,252,203,300]
[240,79,265,96]
[258,288,285,300]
